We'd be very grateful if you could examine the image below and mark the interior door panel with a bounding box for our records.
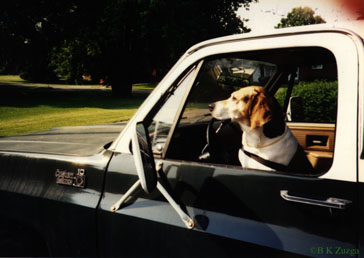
[288,123,335,172]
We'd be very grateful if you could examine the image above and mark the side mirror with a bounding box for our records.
[131,122,157,193]
[286,96,304,122]
[111,121,194,229]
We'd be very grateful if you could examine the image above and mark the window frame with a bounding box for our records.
[146,61,204,159]
[112,30,359,183]
[161,44,356,180]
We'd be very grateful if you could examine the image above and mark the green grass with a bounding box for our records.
[0,82,152,137]
[0,75,26,83]
[133,83,157,91]
[0,74,102,87]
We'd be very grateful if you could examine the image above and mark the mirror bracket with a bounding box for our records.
[286,96,304,122]
[111,179,141,212]
[156,180,195,229]
[111,161,195,229]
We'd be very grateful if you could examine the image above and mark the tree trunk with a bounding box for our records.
[110,74,133,98]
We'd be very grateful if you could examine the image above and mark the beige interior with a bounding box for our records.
[288,122,335,172]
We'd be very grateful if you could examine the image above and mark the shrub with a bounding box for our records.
[275,80,337,123]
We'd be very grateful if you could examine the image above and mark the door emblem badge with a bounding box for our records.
[55,169,86,188]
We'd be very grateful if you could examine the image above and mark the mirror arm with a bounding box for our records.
[155,161,194,229]
[111,180,141,212]
[156,181,194,229]
[110,162,195,229]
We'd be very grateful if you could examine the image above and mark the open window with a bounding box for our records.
[165,47,337,175]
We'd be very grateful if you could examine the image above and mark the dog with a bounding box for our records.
[209,86,313,173]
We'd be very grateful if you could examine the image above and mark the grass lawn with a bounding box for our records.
[0,79,153,137]
[0,75,26,83]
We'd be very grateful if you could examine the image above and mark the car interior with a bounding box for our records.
[150,47,337,175]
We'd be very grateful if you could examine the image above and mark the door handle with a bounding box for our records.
[280,190,352,210]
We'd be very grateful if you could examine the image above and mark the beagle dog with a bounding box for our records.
[209,86,313,173]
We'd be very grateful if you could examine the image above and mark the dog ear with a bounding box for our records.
[263,97,286,138]
[249,91,272,131]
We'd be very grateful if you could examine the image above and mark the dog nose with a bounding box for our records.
[208,103,215,112]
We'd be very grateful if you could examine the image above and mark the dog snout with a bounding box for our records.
[208,103,215,112]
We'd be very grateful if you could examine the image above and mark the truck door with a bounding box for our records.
[98,32,360,257]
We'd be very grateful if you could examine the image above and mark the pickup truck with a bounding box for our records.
[1,21,364,257]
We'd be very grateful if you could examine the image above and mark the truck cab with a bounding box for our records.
[1,21,364,257]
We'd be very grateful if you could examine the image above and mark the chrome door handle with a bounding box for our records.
[280,190,352,210]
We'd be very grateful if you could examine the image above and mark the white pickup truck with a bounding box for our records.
[0,21,363,257]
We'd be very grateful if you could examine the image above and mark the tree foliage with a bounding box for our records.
[0,0,255,96]
[275,7,326,29]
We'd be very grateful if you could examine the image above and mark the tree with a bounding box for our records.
[51,0,256,97]
[0,1,108,82]
[92,0,257,97]
[0,0,86,82]
[275,7,326,29]
[1,0,256,97]
[140,0,254,80]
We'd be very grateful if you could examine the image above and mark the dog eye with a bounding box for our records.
[243,96,249,103]
[232,96,237,101]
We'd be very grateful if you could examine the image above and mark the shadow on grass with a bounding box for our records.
[0,84,151,109]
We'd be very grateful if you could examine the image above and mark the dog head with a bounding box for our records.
[209,86,284,136]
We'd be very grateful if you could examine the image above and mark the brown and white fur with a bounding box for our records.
[209,86,309,171]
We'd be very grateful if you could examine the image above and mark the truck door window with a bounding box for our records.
[148,66,197,155]
[166,47,338,176]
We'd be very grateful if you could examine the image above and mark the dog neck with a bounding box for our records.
[244,126,289,148]
[238,121,288,149]
[239,123,298,167]
[237,108,286,148]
